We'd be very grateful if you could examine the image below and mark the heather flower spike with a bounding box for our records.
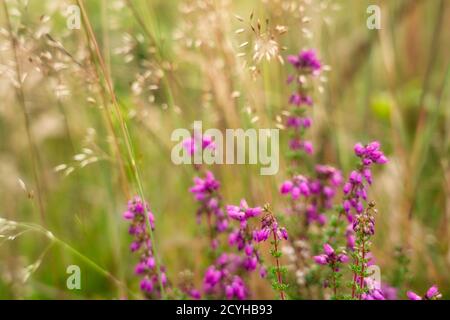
[407,285,442,300]
[3,0,446,303]
[256,204,289,300]
[182,134,215,157]
[343,141,388,223]
[350,201,378,300]
[287,49,322,75]
[190,170,228,249]
[285,49,322,173]
[225,199,264,272]
[203,254,249,300]
[123,197,167,297]
[343,141,387,252]
[313,243,348,298]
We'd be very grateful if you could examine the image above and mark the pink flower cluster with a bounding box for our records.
[226,200,265,273]
[314,243,348,266]
[226,199,262,228]
[343,141,388,220]
[286,116,312,129]
[280,175,310,200]
[287,49,322,75]
[253,214,288,243]
[361,278,398,300]
[203,254,248,300]
[343,141,388,250]
[285,49,322,160]
[280,165,342,225]
[407,285,442,300]
[123,197,167,296]
[182,134,215,156]
[190,171,229,248]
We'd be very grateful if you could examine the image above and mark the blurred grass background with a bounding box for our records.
[0,0,449,299]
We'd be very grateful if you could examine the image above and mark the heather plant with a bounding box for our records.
[190,170,228,251]
[0,0,448,302]
[256,204,289,300]
[123,197,167,297]
[407,285,442,300]
[279,49,346,298]
[313,243,348,299]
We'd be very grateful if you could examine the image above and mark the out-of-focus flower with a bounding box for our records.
[182,134,215,156]
[190,171,228,249]
[313,243,348,266]
[407,285,442,300]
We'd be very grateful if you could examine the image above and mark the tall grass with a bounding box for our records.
[0,0,449,299]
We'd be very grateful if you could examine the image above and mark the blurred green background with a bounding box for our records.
[0,0,449,299]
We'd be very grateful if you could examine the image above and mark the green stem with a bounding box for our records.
[22,222,137,298]
[76,0,166,298]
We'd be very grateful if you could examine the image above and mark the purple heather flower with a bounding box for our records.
[289,94,314,106]
[381,283,398,300]
[288,139,314,154]
[363,289,385,300]
[202,254,251,299]
[343,142,388,247]
[279,227,288,240]
[253,228,270,242]
[123,210,134,220]
[243,256,258,271]
[407,291,422,301]
[216,219,228,232]
[339,254,349,263]
[204,266,222,288]
[282,166,342,225]
[280,180,293,194]
[287,165,343,225]
[190,171,228,249]
[346,225,355,250]
[361,280,397,300]
[287,49,322,74]
[323,243,334,256]
[283,49,323,176]
[354,143,365,156]
[279,175,310,200]
[225,276,247,300]
[182,134,215,156]
[406,284,443,300]
[134,262,146,275]
[124,197,166,297]
[426,285,440,299]
[254,214,288,244]
[287,55,300,67]
[313,243,348,268]
[280,165,342,225]
[226,205,246,221]
[190,171,220,199]
[259,266,268,278]
[188,289,201,300]
[140,278,154,293]
[226,199,262,222]
[226,204,287,301]
[225,200,267,284]
[314,255,328,265]
[353,210,375,235]
[286,116,312,129]
[244,244,253,257]
[303,141,313,154]
[286,116,301,128]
